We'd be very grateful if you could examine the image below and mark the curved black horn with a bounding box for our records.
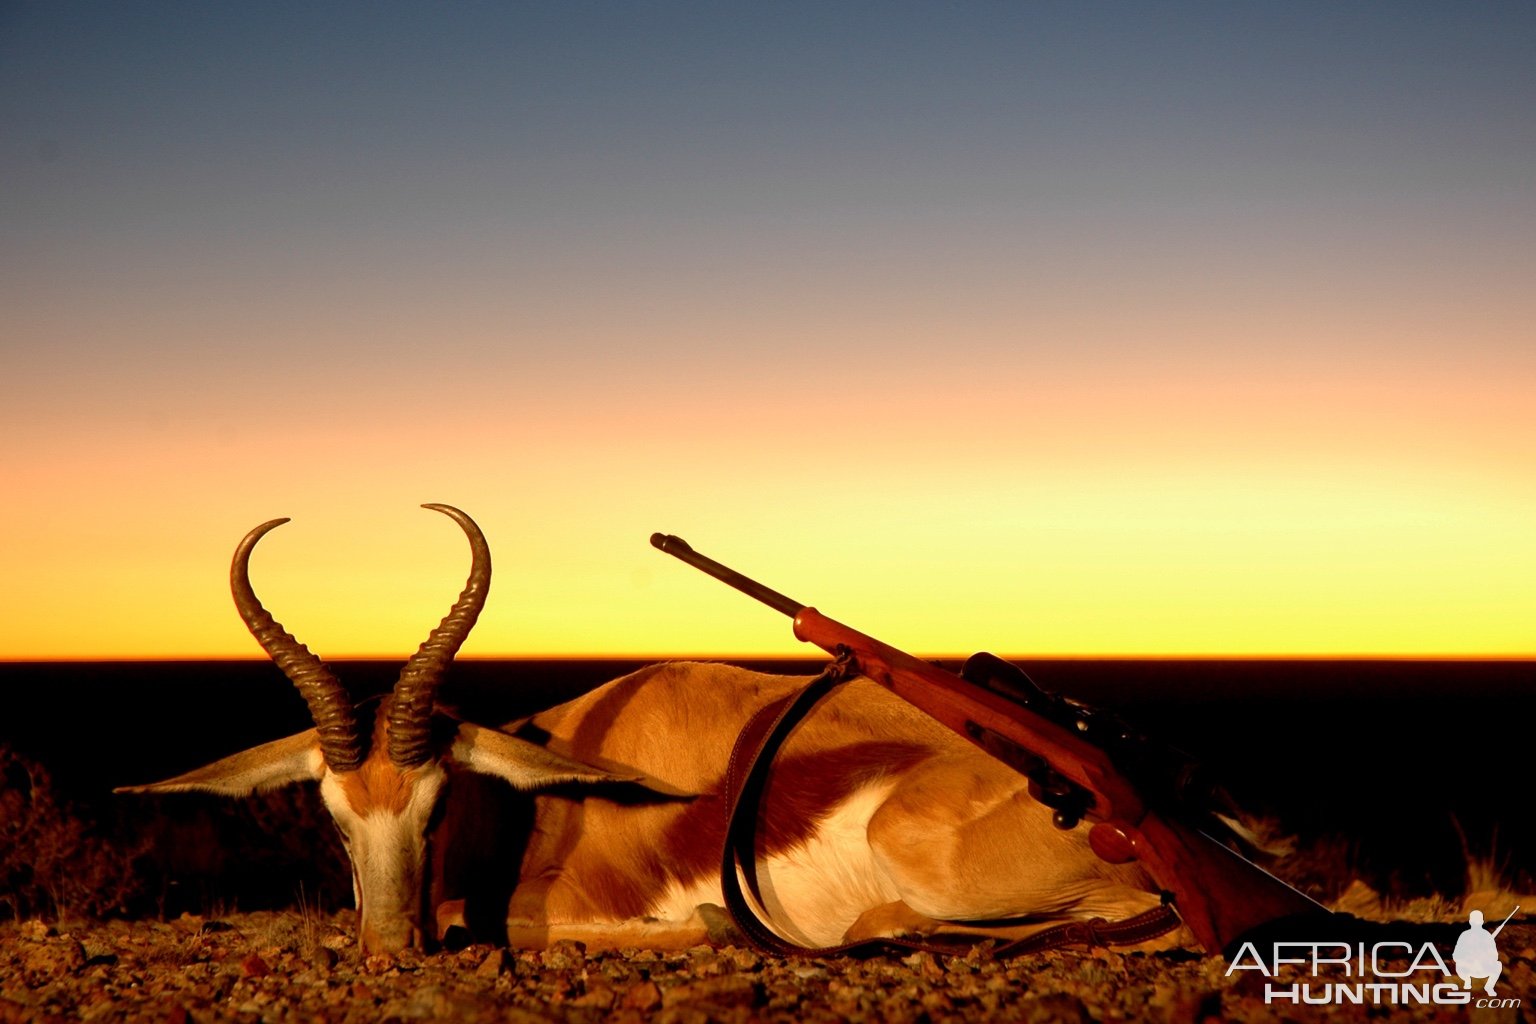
[232,519,362,773]
[387,504,491,768]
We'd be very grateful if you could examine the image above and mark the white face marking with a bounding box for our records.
[319,766,446,953]
[648,782,902,949]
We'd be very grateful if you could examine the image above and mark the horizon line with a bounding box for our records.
[3,652,1532,665]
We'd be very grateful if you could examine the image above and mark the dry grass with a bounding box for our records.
[0,745,147,921]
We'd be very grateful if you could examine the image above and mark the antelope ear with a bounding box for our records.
[449,723,690,796]
[115,729,326,797]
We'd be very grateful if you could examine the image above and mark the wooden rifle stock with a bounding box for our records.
[651,533,1326,955]
[790,607,1145,822]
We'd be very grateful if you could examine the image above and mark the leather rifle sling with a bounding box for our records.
[719,657,1182,959]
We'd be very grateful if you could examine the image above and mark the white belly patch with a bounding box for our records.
[648,782,901,949]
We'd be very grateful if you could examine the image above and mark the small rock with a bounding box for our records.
[724,945,761,971]
[901,950,945,983]
[961,941,996,967]
[19,920,52,941]
[696,903,743,945]
[239,953,272,978]
[540,940,586,971]
[945,953,977,975]
[684,946,726,976]
[570,985,616,1009]
[362,953,398,974]
[623,980,663,1011]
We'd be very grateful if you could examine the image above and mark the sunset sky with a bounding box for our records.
[2,3,1532,659]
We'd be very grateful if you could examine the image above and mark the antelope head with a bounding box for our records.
[119,505,629,955]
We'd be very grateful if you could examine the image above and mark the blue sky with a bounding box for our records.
[2,2,1532,656]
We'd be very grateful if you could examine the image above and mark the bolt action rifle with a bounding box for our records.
[651,533,1326,957]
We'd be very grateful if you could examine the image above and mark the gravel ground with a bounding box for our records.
[3,910,1531,1023]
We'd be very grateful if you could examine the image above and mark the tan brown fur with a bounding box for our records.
[332,701,434,816]
[499,664,1160,947]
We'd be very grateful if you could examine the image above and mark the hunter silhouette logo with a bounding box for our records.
[1455,907,1517,996]
[1227,906,1524,1008]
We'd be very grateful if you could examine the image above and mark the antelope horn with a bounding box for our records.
[232,518,363,773]
[388,504,491,768]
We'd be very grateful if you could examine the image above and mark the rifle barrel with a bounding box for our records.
[650,534,806,618]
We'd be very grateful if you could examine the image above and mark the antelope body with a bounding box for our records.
[122,507,1173,956]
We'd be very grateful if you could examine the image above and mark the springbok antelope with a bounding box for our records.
[121,506,1177,956]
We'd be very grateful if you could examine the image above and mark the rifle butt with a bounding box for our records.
[1119,813,1328,956]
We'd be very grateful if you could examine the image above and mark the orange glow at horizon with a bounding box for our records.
[2,341,1531,660]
